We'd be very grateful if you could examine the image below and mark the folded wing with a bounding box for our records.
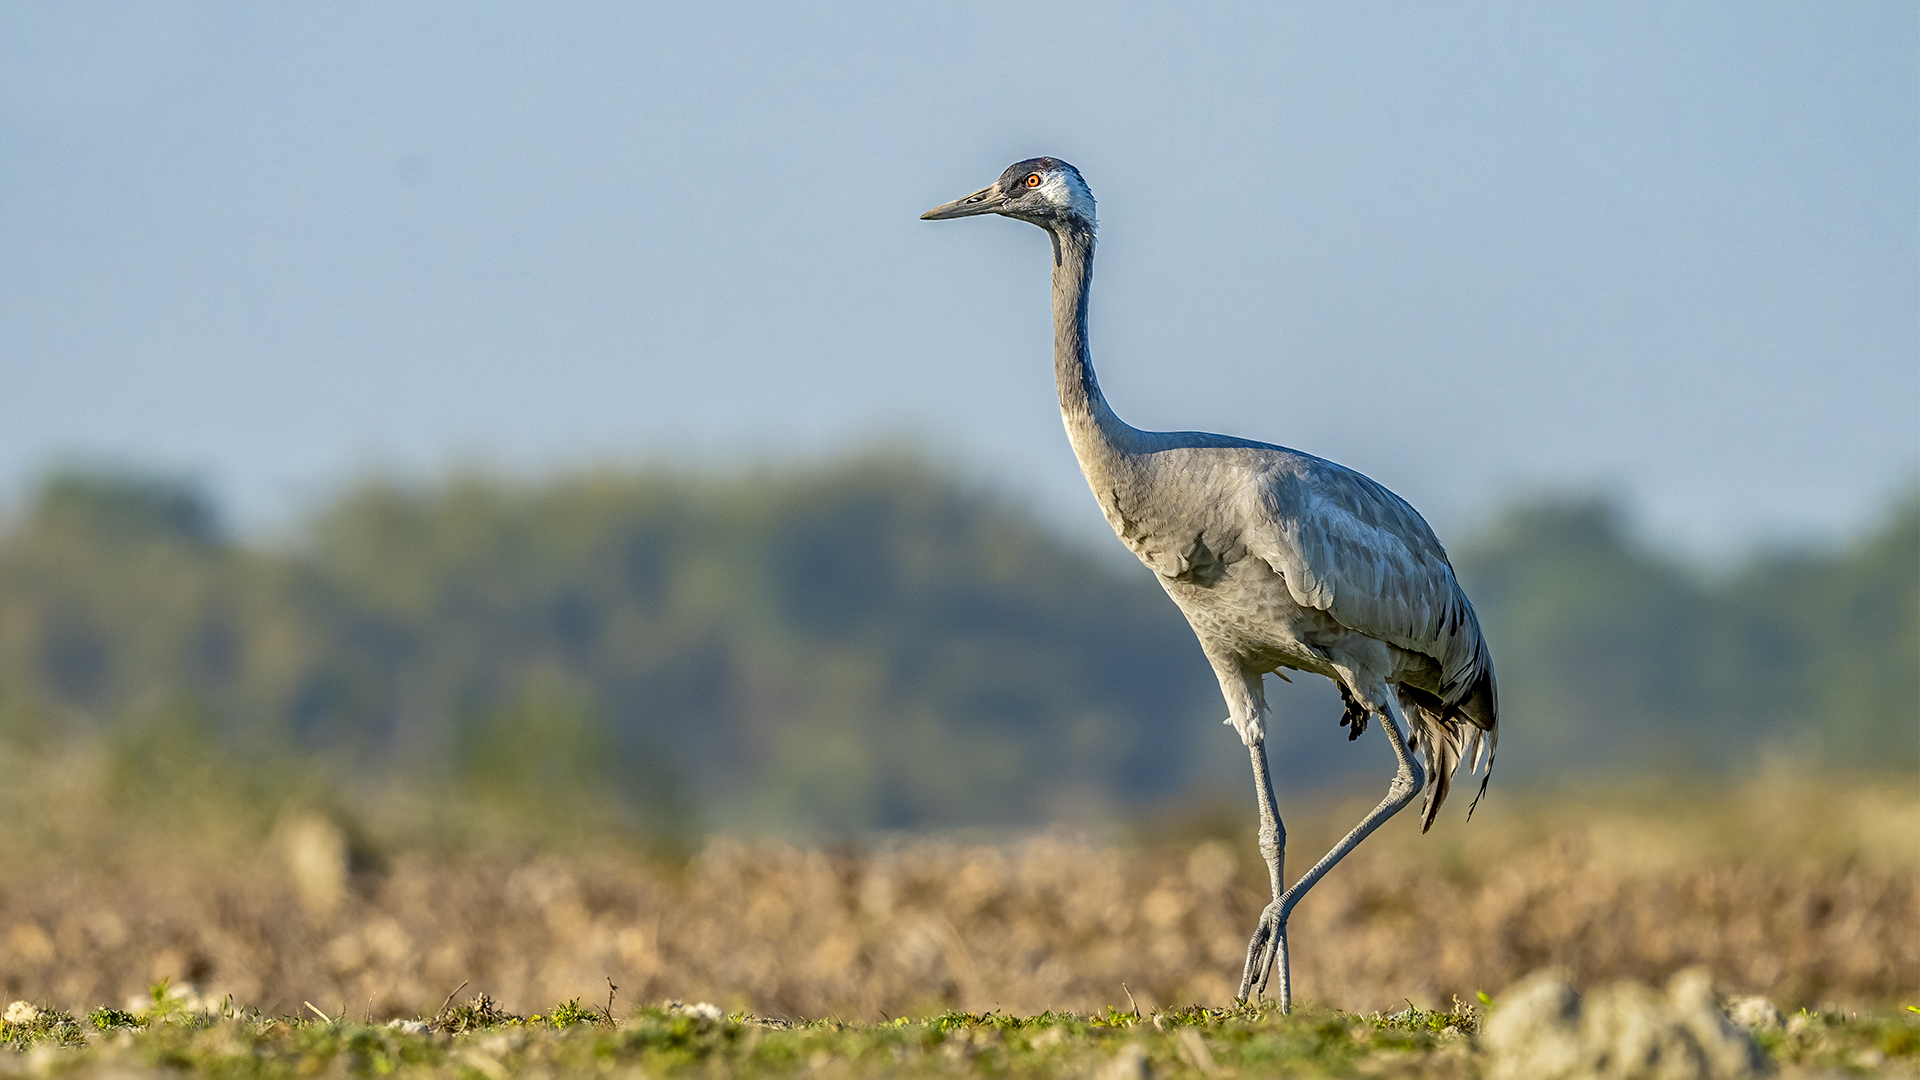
[1242,457,1496,729]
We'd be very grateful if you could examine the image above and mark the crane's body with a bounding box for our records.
[1093,434,1491,749]
[924,158,1497,1011]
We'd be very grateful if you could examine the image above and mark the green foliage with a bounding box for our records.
[429,993,520,1034]
[0,472,247,723]
[457,670,627,807]
[1362,996,1480,1037]
[1454,497,1709,767]
[545,999,600,1029]
[29,467,221,548]
[1455,488,1919,775]
[0,459,1911,834]
[86,1007,144,1031]
[0,456,1211,831]
[1713,488,1920,762]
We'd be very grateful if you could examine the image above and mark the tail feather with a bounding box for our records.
[1404,687,1497,833]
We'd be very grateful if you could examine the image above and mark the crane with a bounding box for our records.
[922,158,1498,1012]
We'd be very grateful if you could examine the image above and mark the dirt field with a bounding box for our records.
[0,752,1912,1022]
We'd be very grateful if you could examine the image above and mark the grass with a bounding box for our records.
[0,990,1913,1078]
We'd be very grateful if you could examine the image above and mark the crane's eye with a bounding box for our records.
[1025,173,1042,187]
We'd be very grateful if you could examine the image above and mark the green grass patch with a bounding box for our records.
[0,993,1913,1077]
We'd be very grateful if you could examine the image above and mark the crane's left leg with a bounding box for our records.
[1239,690,1426,1009]
[1205,661,1295,1010]
[1236,734,1290,1008]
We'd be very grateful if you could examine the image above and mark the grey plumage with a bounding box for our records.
[923,157,1499,1011]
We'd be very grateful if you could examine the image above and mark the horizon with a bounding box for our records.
[5,450,1915,573]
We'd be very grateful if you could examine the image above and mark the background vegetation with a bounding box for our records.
[0,456,1912,1044]
[0,457,1913,833]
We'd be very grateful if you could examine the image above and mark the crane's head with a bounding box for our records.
[920,157,1096,233]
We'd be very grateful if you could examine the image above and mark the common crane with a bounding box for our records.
[922,158,1498,1012]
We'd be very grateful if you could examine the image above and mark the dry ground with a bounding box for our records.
[0,751,1912,1023]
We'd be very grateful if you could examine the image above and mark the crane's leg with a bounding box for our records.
[1204,660,1297,1010]
[1237,691,1427,1010]
[1235,733,1291,1009]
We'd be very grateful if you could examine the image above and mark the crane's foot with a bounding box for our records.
[1235,899,1290,1011]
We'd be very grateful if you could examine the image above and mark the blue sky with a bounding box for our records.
[2,1,1914,558]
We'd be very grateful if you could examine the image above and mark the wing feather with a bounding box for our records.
[1244,457,1493,718]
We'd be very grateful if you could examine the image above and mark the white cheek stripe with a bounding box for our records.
[1039,170,1097,229]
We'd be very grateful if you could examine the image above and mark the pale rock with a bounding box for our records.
[1482,972,1591,1080]
[664,1000,723,1022]
[1725,996,1782,1033]
[1483,968,1763,1080]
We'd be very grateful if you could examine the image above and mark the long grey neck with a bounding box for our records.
[1050,223,1141,471]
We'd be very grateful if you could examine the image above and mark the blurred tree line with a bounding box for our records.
[0,458,1911,833]
[1453,489,1917,777]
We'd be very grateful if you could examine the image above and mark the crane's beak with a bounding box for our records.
[920,184,1008,220]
